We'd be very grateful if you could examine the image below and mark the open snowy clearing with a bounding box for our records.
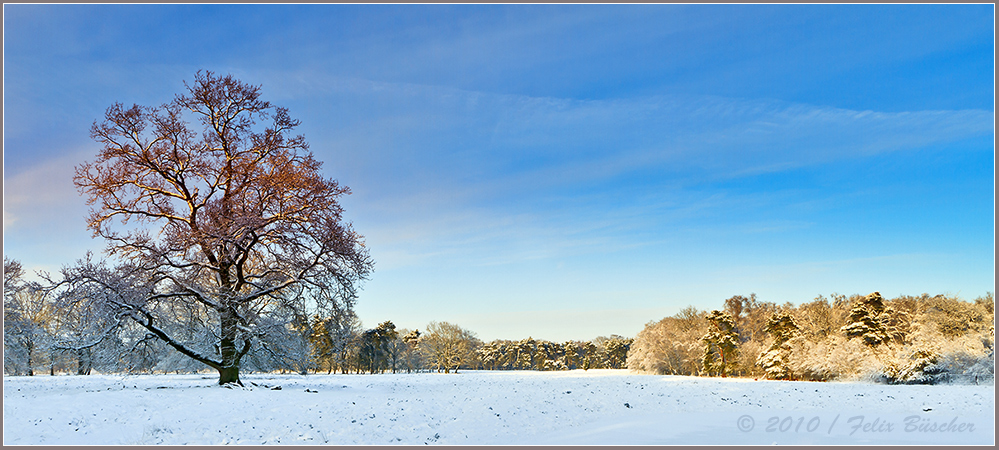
[3,369,993,445]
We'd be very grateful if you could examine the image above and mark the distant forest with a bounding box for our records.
[5,256,633,377]
[6,254,992,385]
[629,291,994,384]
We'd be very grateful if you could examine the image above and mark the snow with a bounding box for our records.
[3,369,993,445]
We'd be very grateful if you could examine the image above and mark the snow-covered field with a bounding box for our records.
[3,369,993,445]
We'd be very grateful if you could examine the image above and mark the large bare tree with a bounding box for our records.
[72,71,373,384]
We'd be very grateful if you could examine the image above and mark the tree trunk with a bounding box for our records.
[26,343,34,376]
[218,365,240,385]
[218,307,242,385]
[77,347,93,375]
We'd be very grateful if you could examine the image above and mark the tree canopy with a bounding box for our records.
[70,71,373,384]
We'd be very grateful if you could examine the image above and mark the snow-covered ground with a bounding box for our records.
[3,369,993,445]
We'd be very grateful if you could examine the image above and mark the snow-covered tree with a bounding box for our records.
[841,292,908,348]
[757,311,800,380]
[917,294,992,337]
[599,336,632,369]
[628,306,707,375]
[535,341,557,371]
[310,308,362,374]
[561,341,579,370]
[702,310,739,377]
[793,295,850,340]
[401,329,423,373]
[72,72,373,385]
[356,321,398,374]
[4,293,49,375]
[3,259,67,376]
[625,291,990,383]
[246,300,314,375]
[49,280,127,375]
[513,338,537,370]
[378,323,406,374]
[580,341,598,370]
[477,341,505,370]
[420,321,479,373]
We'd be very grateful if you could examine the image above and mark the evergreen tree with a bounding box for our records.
[580,341,598,370]
[375,321,400,373]
[356,321,398,374]
[401,329,422,373]
[515,338,537,370]
[476,341,503,371]
[601,336,633,369]
[841,292,907,347]
[562,341,579,370]
[499,341,516,370]
[702,310,739,377]
[757,311,800,380]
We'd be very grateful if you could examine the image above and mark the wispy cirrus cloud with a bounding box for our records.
[280,75,992,270]
[288,74,993,184]
[7,73,991,277]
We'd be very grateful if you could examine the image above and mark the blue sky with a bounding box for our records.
[3,4,994,341]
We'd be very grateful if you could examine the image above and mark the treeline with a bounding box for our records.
[6,254,991,383]
[627,292,995,384]
[5,257,630,376]
[310,320,632,375]
[477,336,632,371]
[309,319,483,375]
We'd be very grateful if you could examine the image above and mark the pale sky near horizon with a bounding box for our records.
[3,4,995,342]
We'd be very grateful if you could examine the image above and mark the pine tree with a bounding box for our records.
[476,341,503,371]
[401,329,421,373]
[841,292,907,347]
[562,341,578,370]
[757,311,800,380]
[580,342,598,370]
[515,338,537,370]
[375,321,400,373]
[601,337,633,369]
[702,310,739,377]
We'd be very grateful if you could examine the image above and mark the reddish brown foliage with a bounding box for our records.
[74,71,372,384]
